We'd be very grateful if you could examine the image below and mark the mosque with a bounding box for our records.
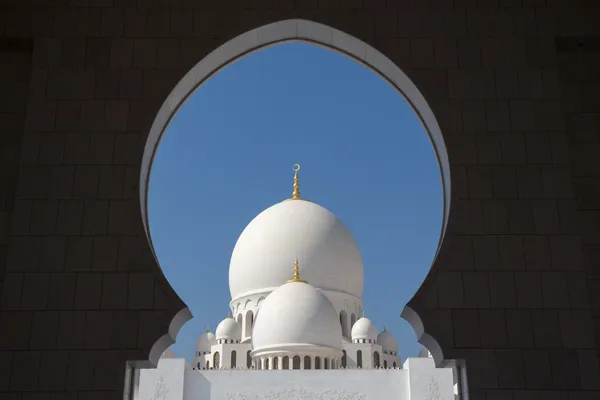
[137,165,457,400]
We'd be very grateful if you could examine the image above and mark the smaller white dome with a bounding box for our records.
[252,281,342,351]
[351,317,377,341]
[215,317,241,341]
[377,328,398,353]
[196,330,216,352]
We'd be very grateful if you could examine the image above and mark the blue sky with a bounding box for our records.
[148,42,443,361]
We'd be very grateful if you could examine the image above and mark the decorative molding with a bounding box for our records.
[150,377,170,400]
[226,384,366,400]
[425,376,441,400]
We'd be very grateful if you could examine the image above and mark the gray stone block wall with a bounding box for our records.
[0,1,599,400]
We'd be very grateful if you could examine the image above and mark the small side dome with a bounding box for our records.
[196,330,216,352]
[351,316,377,341]
[377,327,398,353]
[215,317,241,341]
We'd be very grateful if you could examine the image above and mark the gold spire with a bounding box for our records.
[362,310,365,318]
[286,258,307,284]
[383,325,387,332]
[227,312,231,318]
[291,164,301,200]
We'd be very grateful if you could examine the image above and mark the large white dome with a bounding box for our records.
[229,199,364,299]
[252,281,342,351]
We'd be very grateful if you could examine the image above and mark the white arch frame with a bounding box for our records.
[139,19,451,365]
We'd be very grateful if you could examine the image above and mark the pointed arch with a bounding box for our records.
[283,356,290,369]
[356,350,362,368]
[304,356,311,370]
[140,18,452,369]
[213,352,220,369]
[231,350,237,368]
[246,350,252,368]
[293,356,301,370]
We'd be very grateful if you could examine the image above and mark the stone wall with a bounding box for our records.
[0,1,599,400]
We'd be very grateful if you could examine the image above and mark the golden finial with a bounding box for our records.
[286,258,307,284]
[383,325,387,332]
[228,312,231,318]
[291,164,301,200]
[362,310,365,318]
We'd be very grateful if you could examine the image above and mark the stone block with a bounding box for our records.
[541,272,570,309]
[458,349,498,389]
[0,312,32,350]
[453,310,481,348]
[517,167,544,199]
[47,273,76,310]
[549,349,581,389]
[9,351,41,391]
[20,274,50,310]
[494,69,520,99]
[550,236,585,271]
[496,349,525,389]
[473,235,500,270]
[105,101,129,132]
[55,102,81,132]
[93,350,122,390]
[48,167,75,199]
[100,8,124,37]
[109,39,134,68]
[506,310,535,348]
[66,350,95,390]
[531,311,561,348]
[37,350,67,391]
[489,272,517,309]
[113,133,140,166]
[501,132,528,165]
[65,237,93,271]
[468,166,493,199]
[94,69,120,99]
[39,236,67,272]
[532,201,560,234]
[84,311,112,349]
[492,167,518,198]
[436,271,463,309]
[91,236,118,271]
[82,201,108,235]
[486,101,511,132]
[498,236,525,270]
[6,236,42,272]
[16,167,50,199]
[56,201,83,235]
[0,351,13,391]
[566,273,589,309]
[577,350,600,390]
[507,201,535,234]
[29,311,59,349]
[463,272,491,309]
[10,201,32,235]
[482,200,509,234]
[515,272,543,309]
[434,39,457,68]
[522,349,553,389]
[89,132,115,166]
[0,274,23,310]
[101,273,128,309]
[476,132,503,165]
[127,273,154,310]
[133,39,157,69]
[86,39,111,68]
[56,311,85,349]
[110,311,138,348]
[119,69,143,99]
[74,273,103,309]
[61,38,87,67]
[108,200,137,235]
[73,167,100,199]
[170,11,193,37]
[46,68,72,100]
[559,311,595,349]
[541,167,574,199]
[479,310,507,347]
[524,132,552,165]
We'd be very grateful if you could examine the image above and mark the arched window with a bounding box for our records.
[237,313,242,324]
[324,358,329,369]
[283,356,289,370]
[231,350,237,368]
[273,357,279,370]
[304,356,311,370]
[213,352,220,369]
[315,357,321,370]
[197,362,200,369]
[206,360,209,369]
[293,356,301,370]
[342,350,347,368]
[245,310,254,337]
[357,350,362,368]
[350,313,357,329]
[373,351,380,368]
[393,362,397,368]
[265,358,270,370]
[246,350,252,368]
[384,360,388,368]
[340,310,348,337]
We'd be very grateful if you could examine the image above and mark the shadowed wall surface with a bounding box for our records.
[0,2,599,400]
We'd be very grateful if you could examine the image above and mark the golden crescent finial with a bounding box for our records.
[286,258,307,284]
[291,164,301,200]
